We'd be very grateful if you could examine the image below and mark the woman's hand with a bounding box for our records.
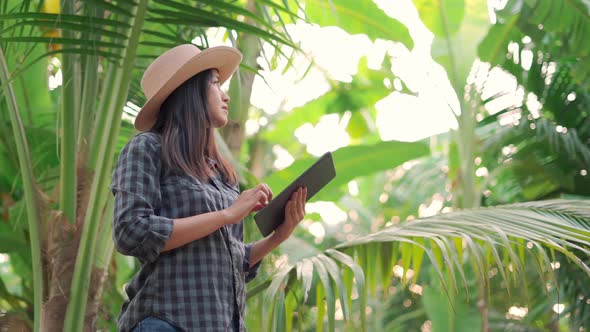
[272,187,307,242]
[246,187,307,267]
[224,183,273,224]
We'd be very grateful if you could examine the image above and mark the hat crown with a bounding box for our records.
[141,44,201,98]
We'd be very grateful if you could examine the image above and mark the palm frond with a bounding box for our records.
[482,118,590,170]
[0,0,299,84]
[483,0,590,62]
[0,12,132,28]
[253,199,590,331]
[475,41,590,202]
[89,0,137,17]
[149,0,296,48]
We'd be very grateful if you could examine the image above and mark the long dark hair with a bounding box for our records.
[150,69,237,185]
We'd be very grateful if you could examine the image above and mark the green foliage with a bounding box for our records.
[262,56,400,153]
[477,29,590,205]
[2,0,590,331]
[414,0,490,93]
[254,199,590,331]
[422,285,482,332]
[0,221,27,254]
[302,0,413,49]
[479,0,590,71]
[263,140,430,202]
[414,0,465,36]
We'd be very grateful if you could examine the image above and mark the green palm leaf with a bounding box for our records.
[263,140,430,202]
[255,199,590,331]
[481,0,590,63]
[302,0,413,50]
[413,0,490,93]
[477,52,590,202]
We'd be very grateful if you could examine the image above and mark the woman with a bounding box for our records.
[111,44,307,332]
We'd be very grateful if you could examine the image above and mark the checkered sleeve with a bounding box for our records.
[243,243,262,282]
[111,134,173,264]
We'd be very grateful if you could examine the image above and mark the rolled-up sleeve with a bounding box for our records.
[242,243,262,282]
[111,134,173,264]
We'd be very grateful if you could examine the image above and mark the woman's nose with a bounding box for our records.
[222,89,230,102]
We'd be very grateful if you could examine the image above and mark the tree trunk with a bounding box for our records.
[42,218,77,332]
[41,164,99,331]
[84,267,109,331]
[249,133,268,179]
[40,216,108,331]
[220,0,261,159]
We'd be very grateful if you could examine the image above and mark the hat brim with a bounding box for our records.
[134,46,242,131]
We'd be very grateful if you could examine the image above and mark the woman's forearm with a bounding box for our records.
[247,187,306,267]
[162,210,232,252]
[163,210,284,266]
[248,233,283,268]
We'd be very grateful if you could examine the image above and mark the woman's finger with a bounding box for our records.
[292,189,300,213]
[285,200,294,219]
[257,183,272,203]
[295,190,304,221]
[297,188,304,211]
[262,183,273,201]
[257,190,268,207]
[296,188,306,220]
[246,190,267,212]
[302,187,307,206]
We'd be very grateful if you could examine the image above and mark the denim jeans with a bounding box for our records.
[130,316,180,332]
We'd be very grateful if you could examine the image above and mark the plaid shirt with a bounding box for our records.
[111,132,260,332]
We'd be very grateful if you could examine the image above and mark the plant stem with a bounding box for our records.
[0,47,43,332]
[60,0,78,225]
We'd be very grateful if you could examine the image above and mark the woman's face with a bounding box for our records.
[206,69,230,128]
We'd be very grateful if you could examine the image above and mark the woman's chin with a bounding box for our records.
[213,118,229,128]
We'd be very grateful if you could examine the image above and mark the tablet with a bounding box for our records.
[254,152,336,237]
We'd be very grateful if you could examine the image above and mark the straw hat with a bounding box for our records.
[134,44,242,131]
